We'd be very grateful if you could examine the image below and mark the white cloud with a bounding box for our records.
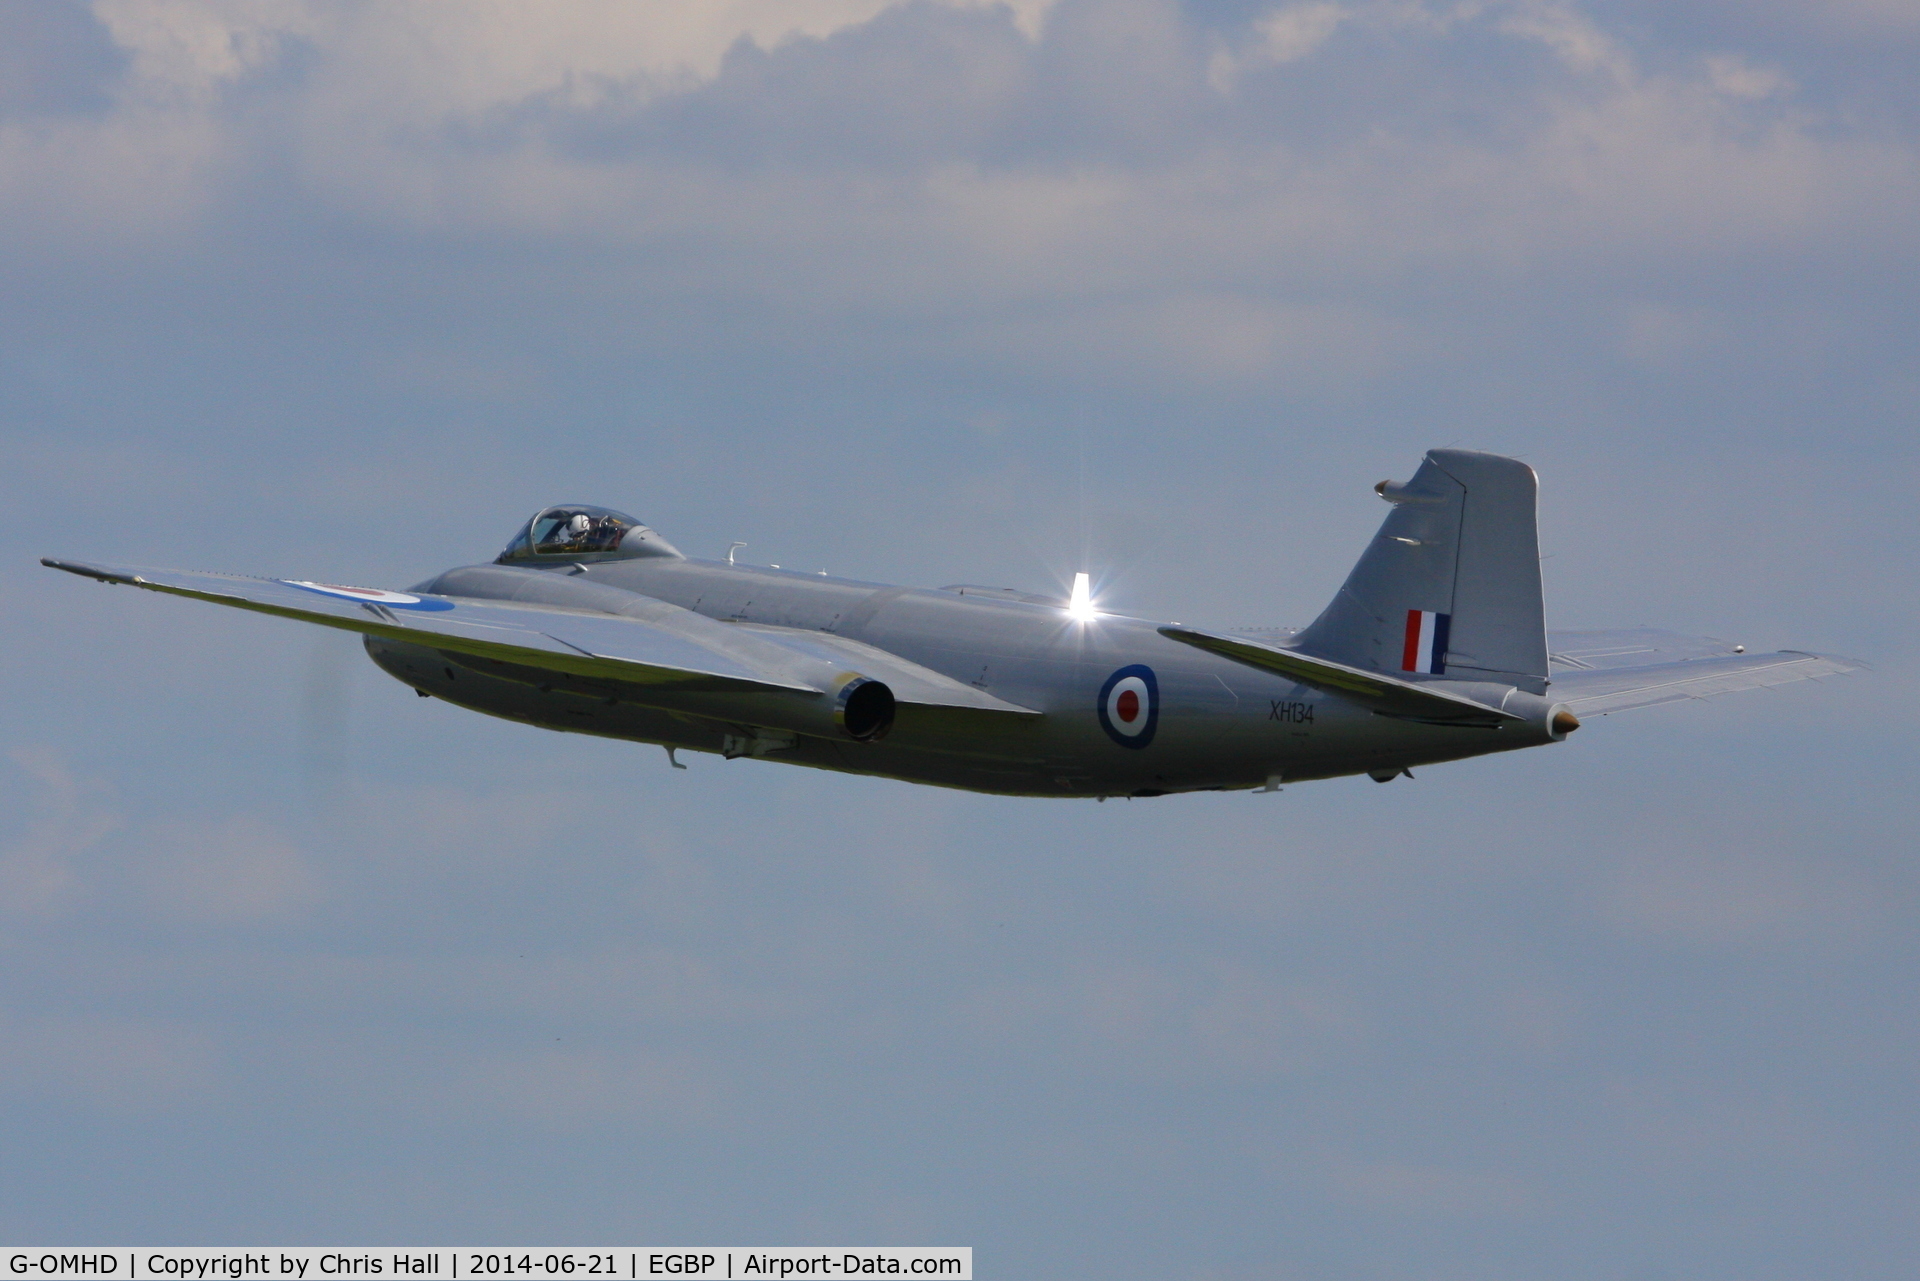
[0,748,119,914]
[1705,52,1790,100]
[0,0,1903,408]
[95,0,1056,113]
[91,0,312,106]
[0,0,1901,335]
[1496,0,1633,80]
[1209,2,1349,90]
[1256,2,1351,62]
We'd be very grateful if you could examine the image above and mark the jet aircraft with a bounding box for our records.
[44,450,1860,797]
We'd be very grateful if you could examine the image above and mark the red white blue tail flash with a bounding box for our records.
[1401,609,1450,674]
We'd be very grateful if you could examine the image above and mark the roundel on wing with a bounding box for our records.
[283,581,456,611]
[1097,664,1159,749]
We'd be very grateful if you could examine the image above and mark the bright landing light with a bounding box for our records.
[1067,572,1098,621]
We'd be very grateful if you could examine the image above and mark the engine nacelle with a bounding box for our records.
[834,677,896,741]
[629,674,898,746]
[647,672,897,746]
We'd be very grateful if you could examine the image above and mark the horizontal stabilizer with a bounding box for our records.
[1159,625,1522,724]
[1550,648,1865,715]
[1550,627,1756,670]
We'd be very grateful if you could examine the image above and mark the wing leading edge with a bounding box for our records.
[40,558,1038,716]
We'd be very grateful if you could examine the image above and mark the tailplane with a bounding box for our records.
[1293,449,1548,694]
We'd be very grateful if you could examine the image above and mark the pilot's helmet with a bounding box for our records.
[498,504,680,563]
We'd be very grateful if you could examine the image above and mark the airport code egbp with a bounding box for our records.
[6,1253,970,1281]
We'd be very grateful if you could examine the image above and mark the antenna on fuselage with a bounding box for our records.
[727,541,746,566]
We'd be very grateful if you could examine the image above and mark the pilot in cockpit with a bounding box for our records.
[501,503,672,563]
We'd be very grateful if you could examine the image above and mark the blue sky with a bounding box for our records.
[2,1,1917,1275]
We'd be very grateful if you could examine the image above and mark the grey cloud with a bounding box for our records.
[523,4,1041,169]
[6,0,1910,290]
[0,2,125,117]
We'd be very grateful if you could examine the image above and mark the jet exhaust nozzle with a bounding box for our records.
[835,677,896,741]
[1496,690,1582,743]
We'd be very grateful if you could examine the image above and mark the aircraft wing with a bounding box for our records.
[1545,628,1864,715]
[41,558,1037,715]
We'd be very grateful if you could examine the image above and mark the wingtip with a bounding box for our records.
[40,557,135,585]
[42,556,94,575]
[1781,649,1872,673]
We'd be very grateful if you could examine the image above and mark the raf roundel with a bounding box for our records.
[1097,664,1159,749]
[282,581,455,611]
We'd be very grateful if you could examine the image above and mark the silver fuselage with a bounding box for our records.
[363,557,1557,797]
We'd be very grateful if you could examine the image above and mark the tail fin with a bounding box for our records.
[1293,450,1548,694]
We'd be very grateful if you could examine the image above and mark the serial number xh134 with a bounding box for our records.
[45,450,1859,797]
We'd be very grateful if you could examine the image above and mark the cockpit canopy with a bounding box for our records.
[496,505,682,564]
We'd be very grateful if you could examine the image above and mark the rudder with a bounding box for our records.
[1293,450,1548,694]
